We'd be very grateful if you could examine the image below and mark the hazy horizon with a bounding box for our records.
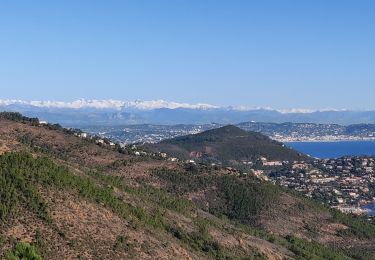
[0,98,365,112]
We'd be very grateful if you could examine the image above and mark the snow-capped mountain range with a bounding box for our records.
[0,99,219,110]
[0,99,373,126]
[0,99,342,113]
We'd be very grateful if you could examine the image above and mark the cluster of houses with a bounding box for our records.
[266,157,375,215]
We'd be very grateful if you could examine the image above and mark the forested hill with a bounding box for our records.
[148,125,308,163]
[0,112,374,259]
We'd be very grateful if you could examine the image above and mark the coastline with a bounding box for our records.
[277,138,375,143]
[361,203,375,217]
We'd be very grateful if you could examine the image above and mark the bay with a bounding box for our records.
[286,140,375,159]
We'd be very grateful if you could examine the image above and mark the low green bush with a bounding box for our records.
[7,242,41,260]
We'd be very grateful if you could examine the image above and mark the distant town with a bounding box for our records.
[81,122,375,144]
[262,157,375,215]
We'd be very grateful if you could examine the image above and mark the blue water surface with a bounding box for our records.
[362,204,375,217]
[286,141,375,159]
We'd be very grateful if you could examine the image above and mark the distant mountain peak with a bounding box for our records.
[124,99,219,110]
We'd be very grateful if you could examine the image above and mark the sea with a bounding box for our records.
[286,140,375,159]
[286,140,375,217]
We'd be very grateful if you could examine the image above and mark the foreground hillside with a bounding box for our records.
[147,125,308,165]
[0,113,374,259]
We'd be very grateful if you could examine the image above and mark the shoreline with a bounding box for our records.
[361,203,375,216]
[332,203,375,216]
[277,138,375,143]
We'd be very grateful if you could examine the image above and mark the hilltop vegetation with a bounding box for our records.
[0,113,374,259]
[148,125,307,164]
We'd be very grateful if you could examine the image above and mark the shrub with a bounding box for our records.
[7,242,41,260]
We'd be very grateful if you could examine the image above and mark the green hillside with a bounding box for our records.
[0,113,374,259]
[148,125,308,164]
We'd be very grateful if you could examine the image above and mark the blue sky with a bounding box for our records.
[0,0,374,109]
